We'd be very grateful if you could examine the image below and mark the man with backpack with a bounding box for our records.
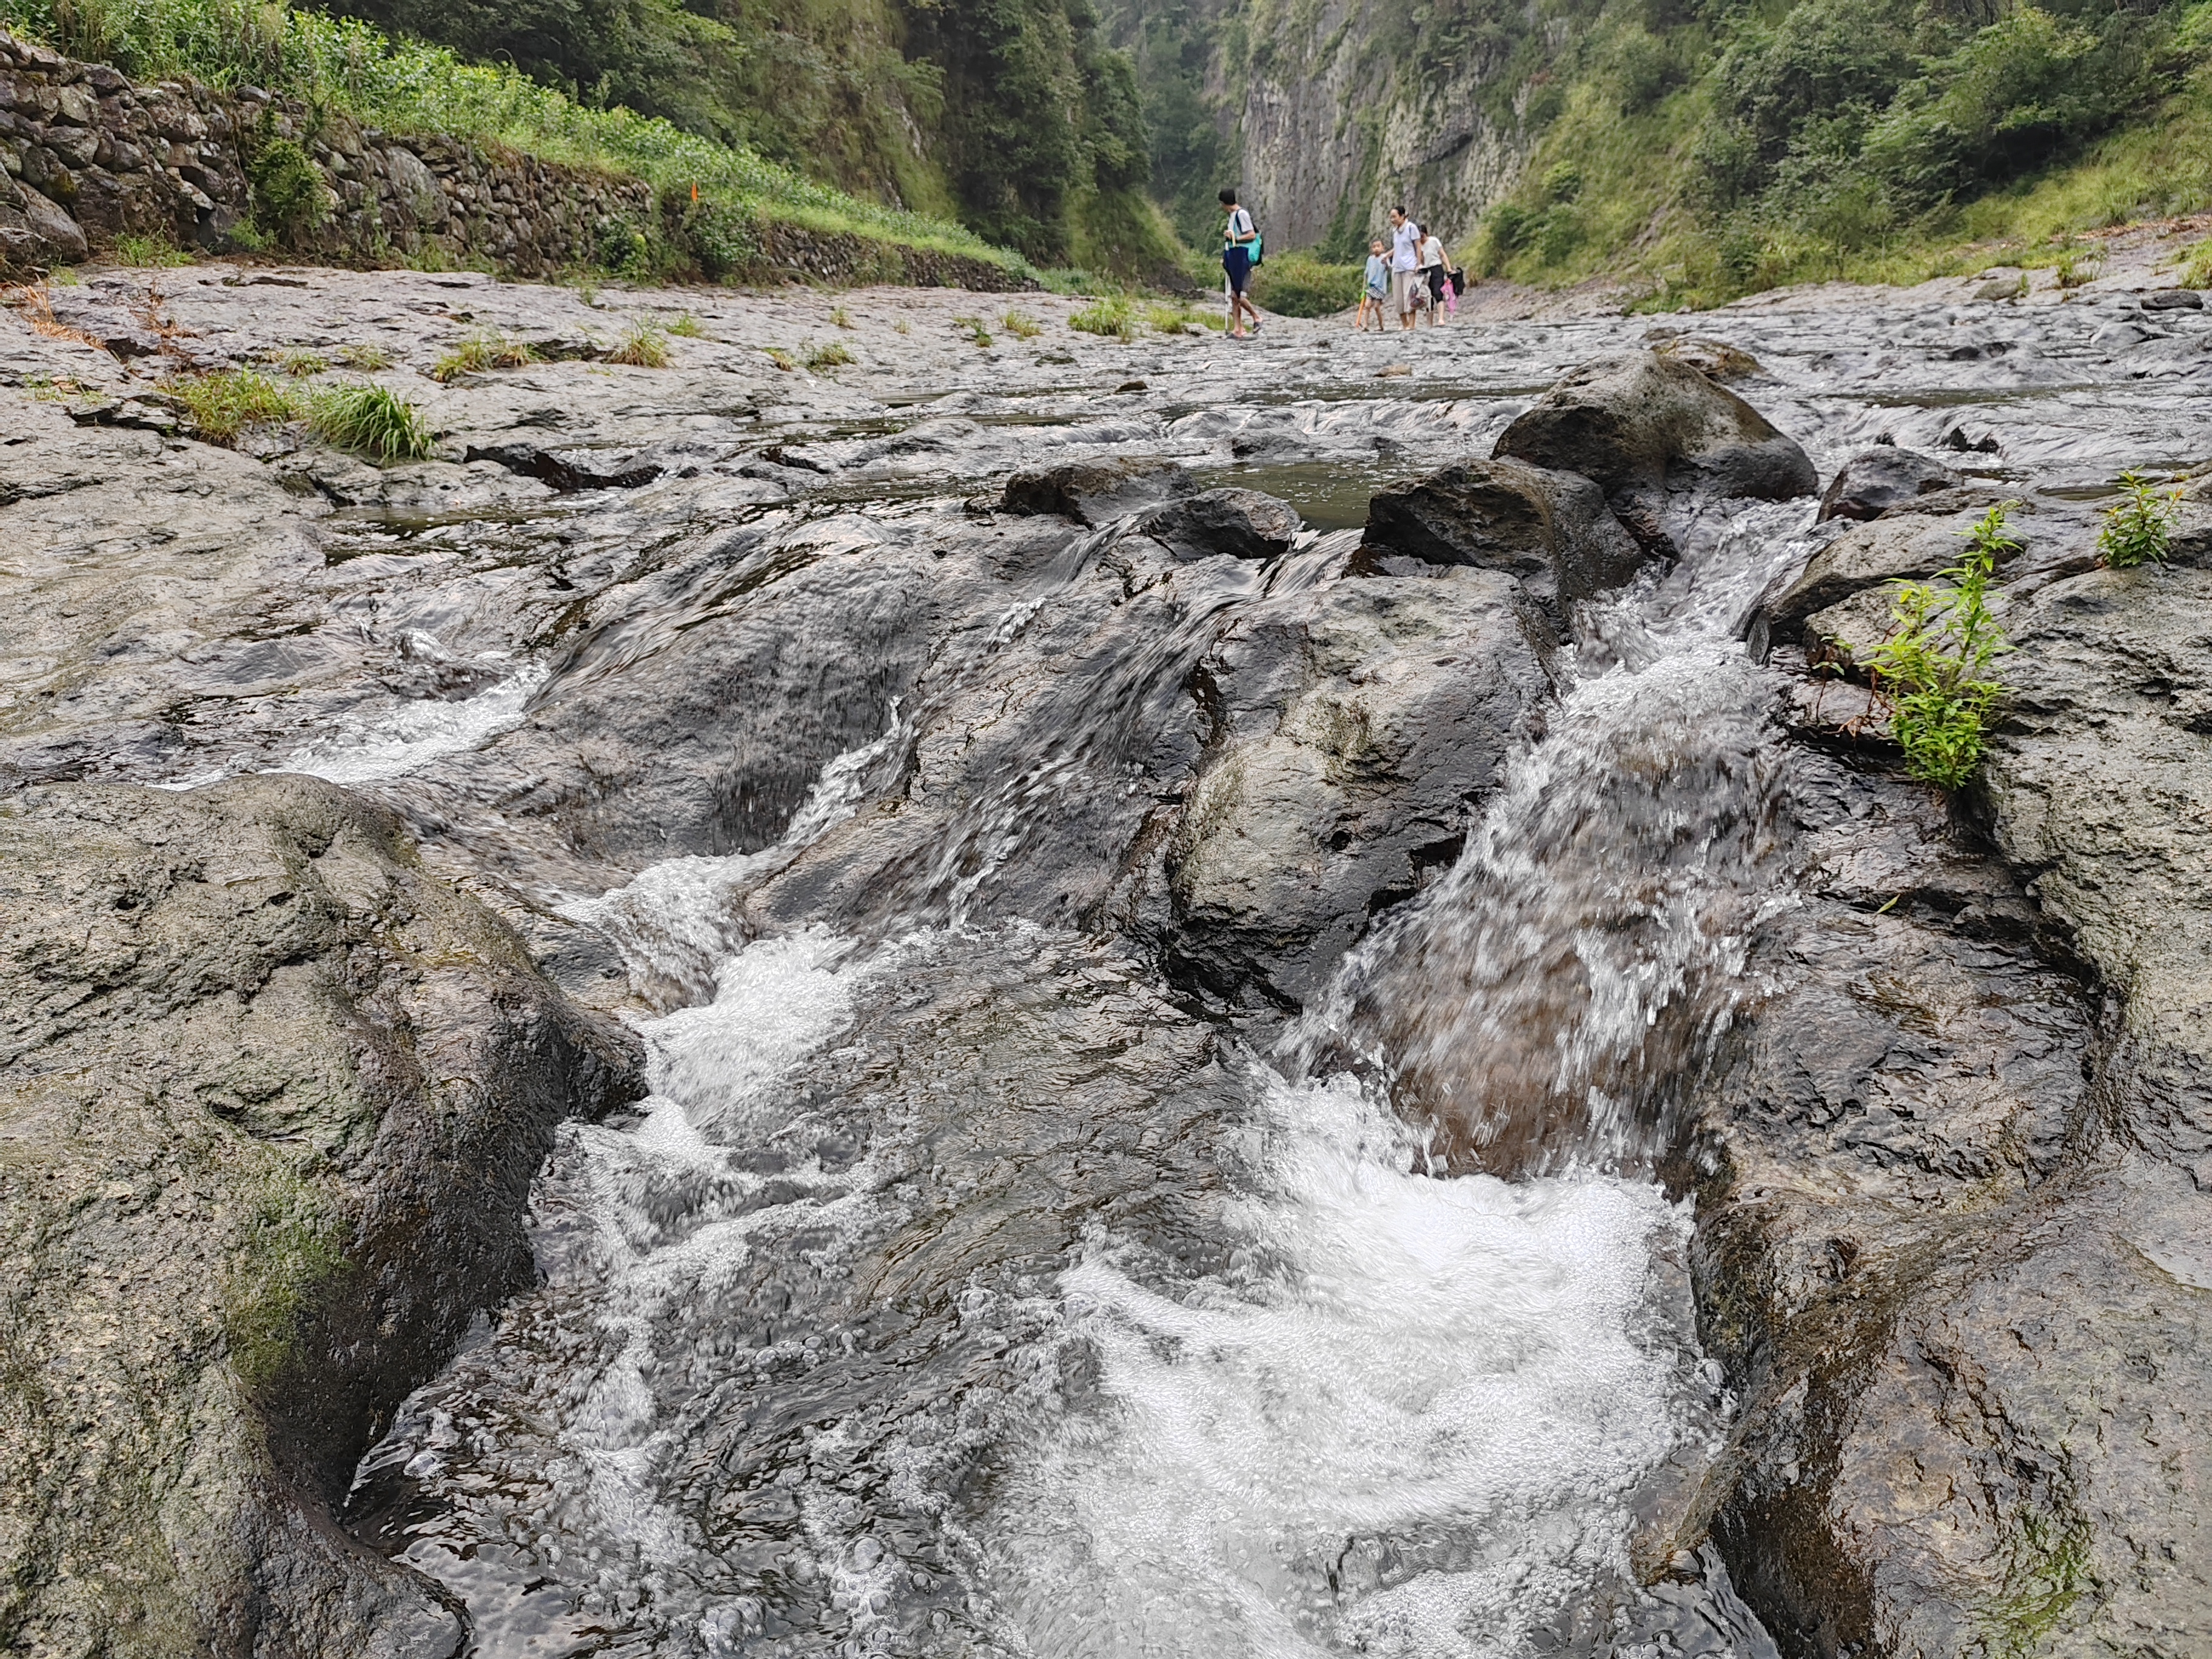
[1220,187,1262,340]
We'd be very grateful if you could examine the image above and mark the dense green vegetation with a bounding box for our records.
[1483,0,2212,303]
[0,0,1020,269]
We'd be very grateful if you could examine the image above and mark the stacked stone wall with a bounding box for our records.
[0,32,1030,290]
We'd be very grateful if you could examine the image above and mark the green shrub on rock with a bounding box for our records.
[1069,297,1136,340]
[2097,471,2182,568]
[1250,252,1362,318]
[1863,504,2015,791]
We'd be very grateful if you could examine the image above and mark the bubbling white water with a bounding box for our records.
[982,1073,1701,1658]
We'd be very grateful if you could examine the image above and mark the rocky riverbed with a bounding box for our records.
[2,234,2209,1659]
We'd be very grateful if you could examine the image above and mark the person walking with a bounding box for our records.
[1388,206,1421,332]
[1418,226,1452,325]
[1357,238,1389,331]
[1220,187,1261,340]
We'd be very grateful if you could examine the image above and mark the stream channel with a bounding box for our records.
[28,265,2194,1658]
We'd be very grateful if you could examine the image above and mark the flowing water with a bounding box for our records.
[344,471,1814,1658]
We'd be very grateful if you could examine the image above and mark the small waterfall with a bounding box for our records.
[1295,503,1808,1175]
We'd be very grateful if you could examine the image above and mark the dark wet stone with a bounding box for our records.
[1353,456,1647,612]
[1817,446,1962,523]
[2142,288,2205,311]
[1138,486,1299,561]
[1162,569,1555,1010]
[999,456,1196,525]
[0,774,643,1659]
[463,439,662,491]
[1492,350,1817,501]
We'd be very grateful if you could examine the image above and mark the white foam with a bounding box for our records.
[277,661,548,784]
[987,1071,1693,1657]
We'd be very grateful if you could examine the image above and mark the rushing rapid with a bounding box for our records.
[340,460,1816,1658]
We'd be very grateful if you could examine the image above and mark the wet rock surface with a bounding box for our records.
[4,244,2211,1657]
[0,775,642,1658]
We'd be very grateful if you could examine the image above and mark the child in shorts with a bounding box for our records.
[1357,240,1389,331]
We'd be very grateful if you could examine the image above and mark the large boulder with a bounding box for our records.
[0,177,88,269]
[999,457,1196,526]
[1817,446,1962,523]
[1136,487,1300,561]
[1493,350,1817,502]
[1353,457,1648,614]
[0,776,643,1658]
[1162,569,1555,1009]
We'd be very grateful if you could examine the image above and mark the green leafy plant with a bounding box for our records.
[806,341,854,369]
[668,312,705,338]
[112,229,193,268]
[305,382,434,461]
[164,369,295,443]
[337,342,391,370]
[432,330,540,382]
[1001,309,1043,340]
[1142,302,1197,334]
[2179,241,2212,292]
[952,314,993,347]
[2097,471,2182,569]
[1068,296,1136,340]
[243,127,325,241]
[273,348,327,378]
[1862,503,2015,791]
[607,321,670,367]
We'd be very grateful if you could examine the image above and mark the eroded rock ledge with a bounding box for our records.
[0,777,643,1656]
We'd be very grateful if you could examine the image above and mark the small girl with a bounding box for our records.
[1357,239,1389,331]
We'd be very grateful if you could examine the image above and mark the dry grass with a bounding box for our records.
[2,282,114,355]
[432,330,540,383]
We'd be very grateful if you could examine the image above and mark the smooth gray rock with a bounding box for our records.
[1492,350,1817,501]
[2141,288,2204,311]
[1354,456,1647,613]
[999,457,1197,525]
[1817,446,1962,523]
[1137,487,1300,561]
[0,775,643,1659]
[0,176,87,266]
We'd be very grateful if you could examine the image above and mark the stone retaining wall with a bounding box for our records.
[0,32,1030,290]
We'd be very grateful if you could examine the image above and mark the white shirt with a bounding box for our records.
[1225,206,1254,249]
[1418,234,1444,269]
[1391,221,1419,271]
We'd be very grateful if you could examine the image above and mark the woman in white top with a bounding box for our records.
[1417,229,1451,325]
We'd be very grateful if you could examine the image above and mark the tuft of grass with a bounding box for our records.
[49,265,79,286]
[2097,471,2182,568]
[952,313,993,347]
[165,368,295,443]
[806,341,854,369]
[894,319,911,335]
[1862,504,2016,791]
[1143,301,1203,335]
[273,348,327,378]
[305,381,434,461]
[337,342,391,370]
[1068,296,1137,341]
[762,346,796,372]
[432,330,540,383]
[606,320,670,367]
[1001,309,1043,340]
[830,304,854,329]
[668,312,705,338]
[112,229,193,268]
[2175,240,2212,290]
